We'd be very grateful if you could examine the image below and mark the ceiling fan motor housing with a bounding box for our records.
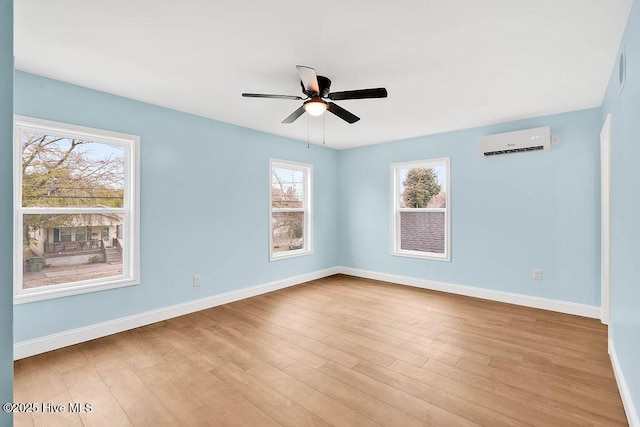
[300,76,332,97]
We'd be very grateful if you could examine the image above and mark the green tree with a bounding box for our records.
[401,168,441,208]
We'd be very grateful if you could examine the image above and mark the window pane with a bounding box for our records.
[23,213,124,289]
[75,228,87,242]
[22,133,125,208]
[400,211,445,254]
[272,167,304,208]
[398,165,447,208]
[60,228,72,242]
[272,212,304,253]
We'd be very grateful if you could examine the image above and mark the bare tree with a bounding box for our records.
[21,132,125,247]
[22,133,124,208]
[271,171,304,248]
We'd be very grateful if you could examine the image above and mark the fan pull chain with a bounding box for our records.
[307,115,310,149]
[323,113,326,145]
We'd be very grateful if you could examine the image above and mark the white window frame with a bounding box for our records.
[13,116,140,304]
[269,158,313,261]
[391,157,451,262]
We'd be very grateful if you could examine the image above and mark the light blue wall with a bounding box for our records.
[0,0,13,425]
[13,71,339,342]
[13,70,601,344]
[12,73,604,339]
[338,108,602,306]
[602,0,640,416]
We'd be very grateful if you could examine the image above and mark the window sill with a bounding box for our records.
[392,250,451,262]
[270,248,312,262]
[14,277,139,305]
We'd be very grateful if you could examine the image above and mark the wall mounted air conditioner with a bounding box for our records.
[478,126,551,157]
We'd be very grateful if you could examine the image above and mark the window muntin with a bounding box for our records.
[391,158,450,261]
[14,116,139,303]
[269,159,312,260]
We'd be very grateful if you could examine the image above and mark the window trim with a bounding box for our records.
[269,158,313,261]
[13,115,140,304]
[390,157,451,262]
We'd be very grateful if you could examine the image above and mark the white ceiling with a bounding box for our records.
[14,1,632,149]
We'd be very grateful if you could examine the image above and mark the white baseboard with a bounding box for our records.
[609,339,639,427]
[14,265,602,360]
[337,267,601,318]
[13,266,340,360]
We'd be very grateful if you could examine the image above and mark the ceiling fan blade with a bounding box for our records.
[327,102,360,124]
[328,88,388,101]
[296,65,320,94]
[282,106,306,124]
[242,93,304,100]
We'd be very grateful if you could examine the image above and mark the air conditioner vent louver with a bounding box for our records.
[479,127,550,157]
[483,145,545,156]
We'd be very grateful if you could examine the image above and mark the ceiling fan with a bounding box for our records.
[242,65,388,124]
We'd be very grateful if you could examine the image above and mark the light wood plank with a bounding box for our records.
[222,303,362,368]
[247,362,380,426]
[206,306,331,368]
[62,364,133,427]
[13,274,627,427]
[319,360,490,426]
[258,292,459,365]
[388,359,588,426]
[245,297,427,366]
[284,361,428,427]
[212,361,332,427]
[456,357,627,424]
[101,367,179,426]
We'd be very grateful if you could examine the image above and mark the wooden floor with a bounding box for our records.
[14,275,627,426]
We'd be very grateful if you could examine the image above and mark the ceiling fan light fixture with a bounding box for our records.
[304,99,327,116]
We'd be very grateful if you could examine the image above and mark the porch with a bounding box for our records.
[44,239,103,254]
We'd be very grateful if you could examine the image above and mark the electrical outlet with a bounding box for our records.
[532,269,543,280]
[351,249,356,257]
[193,274,201,287]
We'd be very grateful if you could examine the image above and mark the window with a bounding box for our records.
[391,158,450,261]
[75,227,87,242]
[14,116,140,303]
[59,228,72,242]
[269,159,312,260]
